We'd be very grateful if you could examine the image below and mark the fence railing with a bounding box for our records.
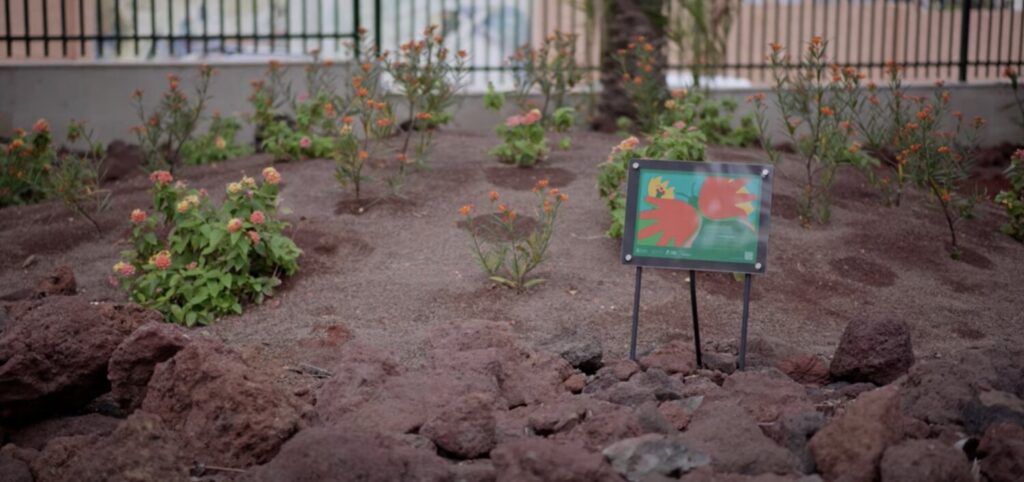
[2,1,1022,87]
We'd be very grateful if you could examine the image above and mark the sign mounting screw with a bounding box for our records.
[632,162,640,169]
[761,169,769,178]
[624,254,633,261]
[755,262,763,270]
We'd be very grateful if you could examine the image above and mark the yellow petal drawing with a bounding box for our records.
[647,176,675,199]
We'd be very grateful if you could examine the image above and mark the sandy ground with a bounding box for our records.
[1,129,1022,391]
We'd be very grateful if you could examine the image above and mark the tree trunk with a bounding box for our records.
[593,0,668,132]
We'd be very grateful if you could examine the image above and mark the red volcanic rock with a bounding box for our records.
[491,438,621,482]
[140,340,312,467]
[107,322,192,411]
[829,319,914,385]
[420,392,500,459]
[809,386,904,482]
[880,439,973,482]
[0,296,159,423]
[33,265,76,298]
[777,354,829,385]
[244,426,451,482]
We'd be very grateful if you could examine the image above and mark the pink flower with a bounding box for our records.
[32,119,49,134]
[113,261,136,277]
[151,251,172,270]
[247,230,261,245]
[522,109,542,126]
[186,261,198,270]
[618,136,640,151]
[262,166,281,185]
[227,218,243,233]
[299,136,312,149]
[249,211,265,225]
[148,170,173,185]
[505,115,523,128]
[130,209,147,224]
[672,121,687,129]
[1013,149,1024,162]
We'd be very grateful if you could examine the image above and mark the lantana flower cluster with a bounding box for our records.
[113,166,301,326]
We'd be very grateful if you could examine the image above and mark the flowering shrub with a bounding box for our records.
[1006,68,1024,129]
[0,119,55,207]
[891,88,984,259]
[335,40,397,198]
[180,113,251,166]
[382,25,468,170]
[248,60,293,144]
[114,167,301,326]
[508,31,583,119]
[598,126,708,237]
[996,149,1024,242]
[131,65,213,172]
[45,120,110,232]
[551,107,577,150]
[260,91,339,161]
[460,181,567,291]
[752,37,877,224]
[661,90,757,147]
[492,109,547,167]
[614,35,664,134]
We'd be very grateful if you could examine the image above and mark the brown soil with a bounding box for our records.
[1,130,1022,393]
[483,166,578,191]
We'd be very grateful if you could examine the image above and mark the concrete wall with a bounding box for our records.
[1,61,1019,147]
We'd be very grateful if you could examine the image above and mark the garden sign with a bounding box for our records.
[621,160,774,370]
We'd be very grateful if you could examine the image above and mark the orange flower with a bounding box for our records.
[32,119,49,134]
[497,203,508,213]
[151,251,172,270]
[228,218,243,233]
[543,200,554,214]
[247,230,261,245]
[262,166,281,185]
[130,209,147,224]
[937,146,951,154]
[488,191,500,202]
[376,118,393,128]
[415,112,433,121]
[113,262,136,277]
[250,211,266,225]
[769,42,783,53]
[358,150,370,161]
[535,179,550,190]
[505,210,518,222]
[819,106,834,117]
[847,142,861,154]
[557,193,569,202]
[458,204,473,216]
[149,170,174,185]
[342,116,354,124]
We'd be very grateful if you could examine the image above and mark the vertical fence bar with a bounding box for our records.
[132,0,139,56]
[218,0,224,53]
[149,0,155,57]
[23,0,30,57]
[252,0,259,54]
[996,0,1006,74]
[270,0,276,54]
[374,0,381,55]
[4,0,11,57]
[958,0,971,81]
[353,0,361,54]
[114,0,121,56]
[235,0,241,53]
[201,0,207,53]
[60,0,68,56]
[42,0,49,56]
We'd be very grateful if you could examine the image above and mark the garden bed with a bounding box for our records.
[0,128,1020,393]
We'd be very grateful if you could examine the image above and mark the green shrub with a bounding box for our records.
[997,149,1024,242]
[113,166,301,326]
[0,119,55,207]
[181,113,251,165]
[460,181,567,291]
[598,126,708,237]
[492,109,548,167]
[130,66,213,172]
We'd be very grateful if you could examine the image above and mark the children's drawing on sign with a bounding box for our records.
[634,170,762,264]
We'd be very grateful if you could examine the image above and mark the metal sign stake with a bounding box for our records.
[738,273,752,370]
[629,266,643,360]
[689,270,702,368]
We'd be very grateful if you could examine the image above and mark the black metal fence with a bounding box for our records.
[2,1,1022,85]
